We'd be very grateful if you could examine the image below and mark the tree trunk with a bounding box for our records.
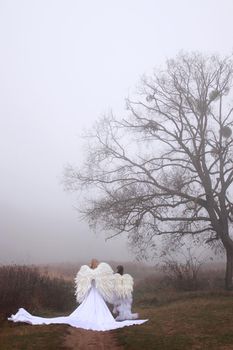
[225,248,233,290]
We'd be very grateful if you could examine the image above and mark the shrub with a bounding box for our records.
[0,265,76,320]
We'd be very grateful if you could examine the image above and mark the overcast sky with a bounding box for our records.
[0,0,233,264]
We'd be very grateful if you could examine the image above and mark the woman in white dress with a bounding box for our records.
[8,259,147,331]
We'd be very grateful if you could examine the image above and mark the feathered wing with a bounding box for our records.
[94,262,115,303]
[113,273,123,299]
[114,273,134,299]
[75,262,115,303]
[74,265,93,303]
[122,274,134,298]
[113,273,138,320]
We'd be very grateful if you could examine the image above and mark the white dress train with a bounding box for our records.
[8,284,147,331]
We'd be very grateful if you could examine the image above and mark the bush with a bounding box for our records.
[0,265,76,319]
[159,246,213,292]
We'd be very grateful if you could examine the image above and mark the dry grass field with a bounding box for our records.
[1,263,233,350]
[117,291,233,350]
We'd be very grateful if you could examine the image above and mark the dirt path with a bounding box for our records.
[64,327,124,350]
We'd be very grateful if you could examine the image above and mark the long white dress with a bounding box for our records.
[8,264,147,331]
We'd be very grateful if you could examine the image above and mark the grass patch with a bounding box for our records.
[116,293,233,350]
[0,312,70,350]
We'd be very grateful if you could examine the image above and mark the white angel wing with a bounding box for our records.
[114,273,134,299]
[122,274,134,298]
[94,262,115,303]
[74,265,93,303]
[113,273,123,295]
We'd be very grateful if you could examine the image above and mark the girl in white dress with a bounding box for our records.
[113,265,138,321]
[8,259,147,331]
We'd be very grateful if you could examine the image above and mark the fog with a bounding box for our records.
[0,0,233,264]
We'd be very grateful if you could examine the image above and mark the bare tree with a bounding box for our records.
[65,53,233,290]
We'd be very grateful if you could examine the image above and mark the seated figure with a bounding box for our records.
[113,265,138,321]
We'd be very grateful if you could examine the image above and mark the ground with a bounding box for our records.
[1,291,233,349]
[64,327,123,350]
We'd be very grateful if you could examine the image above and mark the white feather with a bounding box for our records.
[113,273,134,299]
[112,273,137,320]
[74,263,114,303]
[74,265,93,303]
[94,263,115,303]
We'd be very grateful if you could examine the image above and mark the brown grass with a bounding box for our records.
[117,292,233,350]
[1,262,233,350]
[0,320,70,350]
[0,265,76,319]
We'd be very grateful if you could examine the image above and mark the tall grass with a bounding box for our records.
[0,265,76,320]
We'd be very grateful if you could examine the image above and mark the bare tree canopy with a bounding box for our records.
[65,52,233,289]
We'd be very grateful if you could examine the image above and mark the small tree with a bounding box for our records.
[65,52,233,290]
[161,246,207,291]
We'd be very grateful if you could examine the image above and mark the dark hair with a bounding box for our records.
[116,265,124,275]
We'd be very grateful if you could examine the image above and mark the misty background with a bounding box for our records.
[0,0,233,264]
